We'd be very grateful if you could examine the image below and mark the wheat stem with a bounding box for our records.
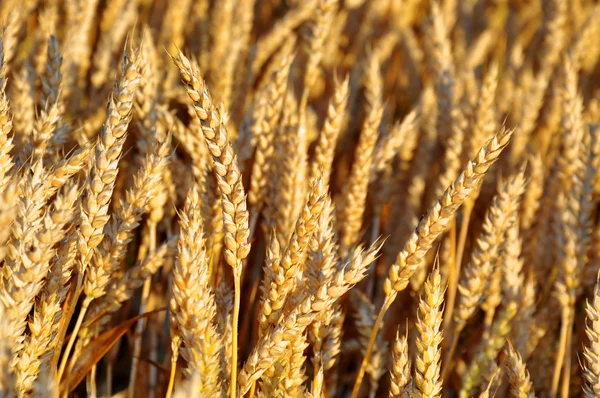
[351,296,392,398]
[444,199,474,331]
[57,300,89,381]
[232,274,241,398]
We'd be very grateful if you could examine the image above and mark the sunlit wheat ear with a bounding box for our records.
[78,48,141,273]
[413,267,445,398]
[454,166,526,332]
[15,181,79,394]
[351,291,388,395]
[583,272,600,398]
[353,127,513,398]
[390,329,411,398]
[0,45,14,191]
[57,46,142,381]
[172,50,250,398]
[384,127,514,297]
[309,73,349,186]
[169,183,222,396]
[339,52,383,253]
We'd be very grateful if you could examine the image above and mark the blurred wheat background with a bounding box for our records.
[0,0,599,397]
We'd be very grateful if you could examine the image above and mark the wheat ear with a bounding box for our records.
[14,182,78,394]
[310,73,349,186]
[248,38,294,211]
[0,42,14,192]
[444,166,527,376]
[339,53,383,252]
[551,56,591,398]
[390,329,411,398]
[173,50,250,397]
[413,267,445,398]
[58,48,141,380]
[504,342,536,398]
[351,291,388,396]
[169,183,223,395]
[351,127,513,398]
[0,162,49,360]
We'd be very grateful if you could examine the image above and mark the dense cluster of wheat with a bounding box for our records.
[0,0,599,397]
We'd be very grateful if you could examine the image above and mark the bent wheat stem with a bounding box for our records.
[166,343,179,398]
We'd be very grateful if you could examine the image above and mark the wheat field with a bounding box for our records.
[0,0,599,396]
